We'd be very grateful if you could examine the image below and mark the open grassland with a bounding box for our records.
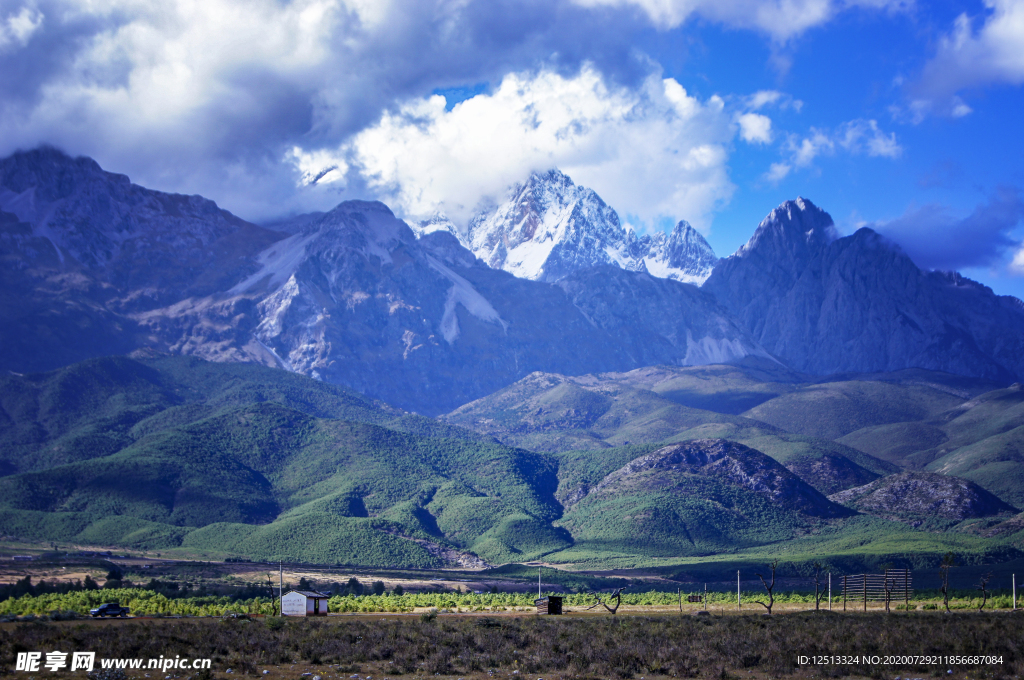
[1,611,1022,679]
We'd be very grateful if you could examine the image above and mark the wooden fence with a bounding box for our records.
[840,570,913,610]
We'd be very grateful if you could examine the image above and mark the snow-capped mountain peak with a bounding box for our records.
[464,169,629,282]
[414,211,460,238]
[460,168,717,284]
[640,220,719,285]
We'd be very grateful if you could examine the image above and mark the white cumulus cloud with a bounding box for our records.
[763,118,901,182]
[568,0,910,42]
[299,66,736,231]
[914,0,1024,116]
[0,4,43,51]
[737,112,773,143]
[1011,247,1024,276]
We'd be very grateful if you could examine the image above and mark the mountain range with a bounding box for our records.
[5,148,1024,415]
[3,146,1024,569]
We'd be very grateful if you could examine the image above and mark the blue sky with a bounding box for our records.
[1,0,1023,295]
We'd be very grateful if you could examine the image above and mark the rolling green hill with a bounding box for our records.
[0,402,568,565]
[742,379,968,440]
[3,355,1023,573]
[554,439,849,561]
[0,353,484,477]
[0,356,567,566]
[442,368,895,495]
[831,384,1024,507]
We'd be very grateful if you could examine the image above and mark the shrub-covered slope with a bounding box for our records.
[827,471,1018,523]
[555,439,851,560]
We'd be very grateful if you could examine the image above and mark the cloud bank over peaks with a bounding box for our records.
[875,188,1024,274]
[292,66,737,231]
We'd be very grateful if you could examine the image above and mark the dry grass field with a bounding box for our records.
[2,609,1021,680]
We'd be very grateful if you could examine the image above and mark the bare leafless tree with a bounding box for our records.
[939,552,957,613]
[977,572,993,611]
[585,588,625,615]
[884,574,896,614]
[812,562,829,611]
[755,560,779,615]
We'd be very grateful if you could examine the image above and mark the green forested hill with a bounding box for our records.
[0,356,565,566]
[0,353,484,477]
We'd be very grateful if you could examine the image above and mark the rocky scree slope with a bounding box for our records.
[582,439,850,518]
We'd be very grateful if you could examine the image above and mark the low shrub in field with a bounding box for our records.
[2,588,1020,617]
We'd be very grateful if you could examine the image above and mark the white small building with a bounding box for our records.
[281,590,330,616]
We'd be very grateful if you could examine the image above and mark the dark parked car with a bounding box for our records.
[89,603,130,617]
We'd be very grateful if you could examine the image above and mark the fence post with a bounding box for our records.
[863,574,867,611]
[737,570,741,610]
[828,572,831,611]
[843,575,847,611]
[1014,574,1017,611]
[705,583,708,611]
[904,570,909,612]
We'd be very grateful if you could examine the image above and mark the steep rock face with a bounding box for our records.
[0,148,285,373]
[556,266,770,368]
[463,169,717,284]
[703,198,1024,382]
[139,200,767,414]
[828,471,1018,521]
[588,439,849,518]
[0,147,284,304]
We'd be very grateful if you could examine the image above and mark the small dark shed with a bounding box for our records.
[535,596,563,615]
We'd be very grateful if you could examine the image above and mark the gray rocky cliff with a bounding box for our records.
[0,148,285,373]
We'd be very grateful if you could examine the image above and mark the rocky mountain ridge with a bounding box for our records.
[132,198,767,414]
[703,197,1024,383]
[4,148,1024,417]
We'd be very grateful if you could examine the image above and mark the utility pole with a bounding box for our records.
[279,562,283,616]
[828,572,831,611]
[704,583,707,611]
[537,566,541,600]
